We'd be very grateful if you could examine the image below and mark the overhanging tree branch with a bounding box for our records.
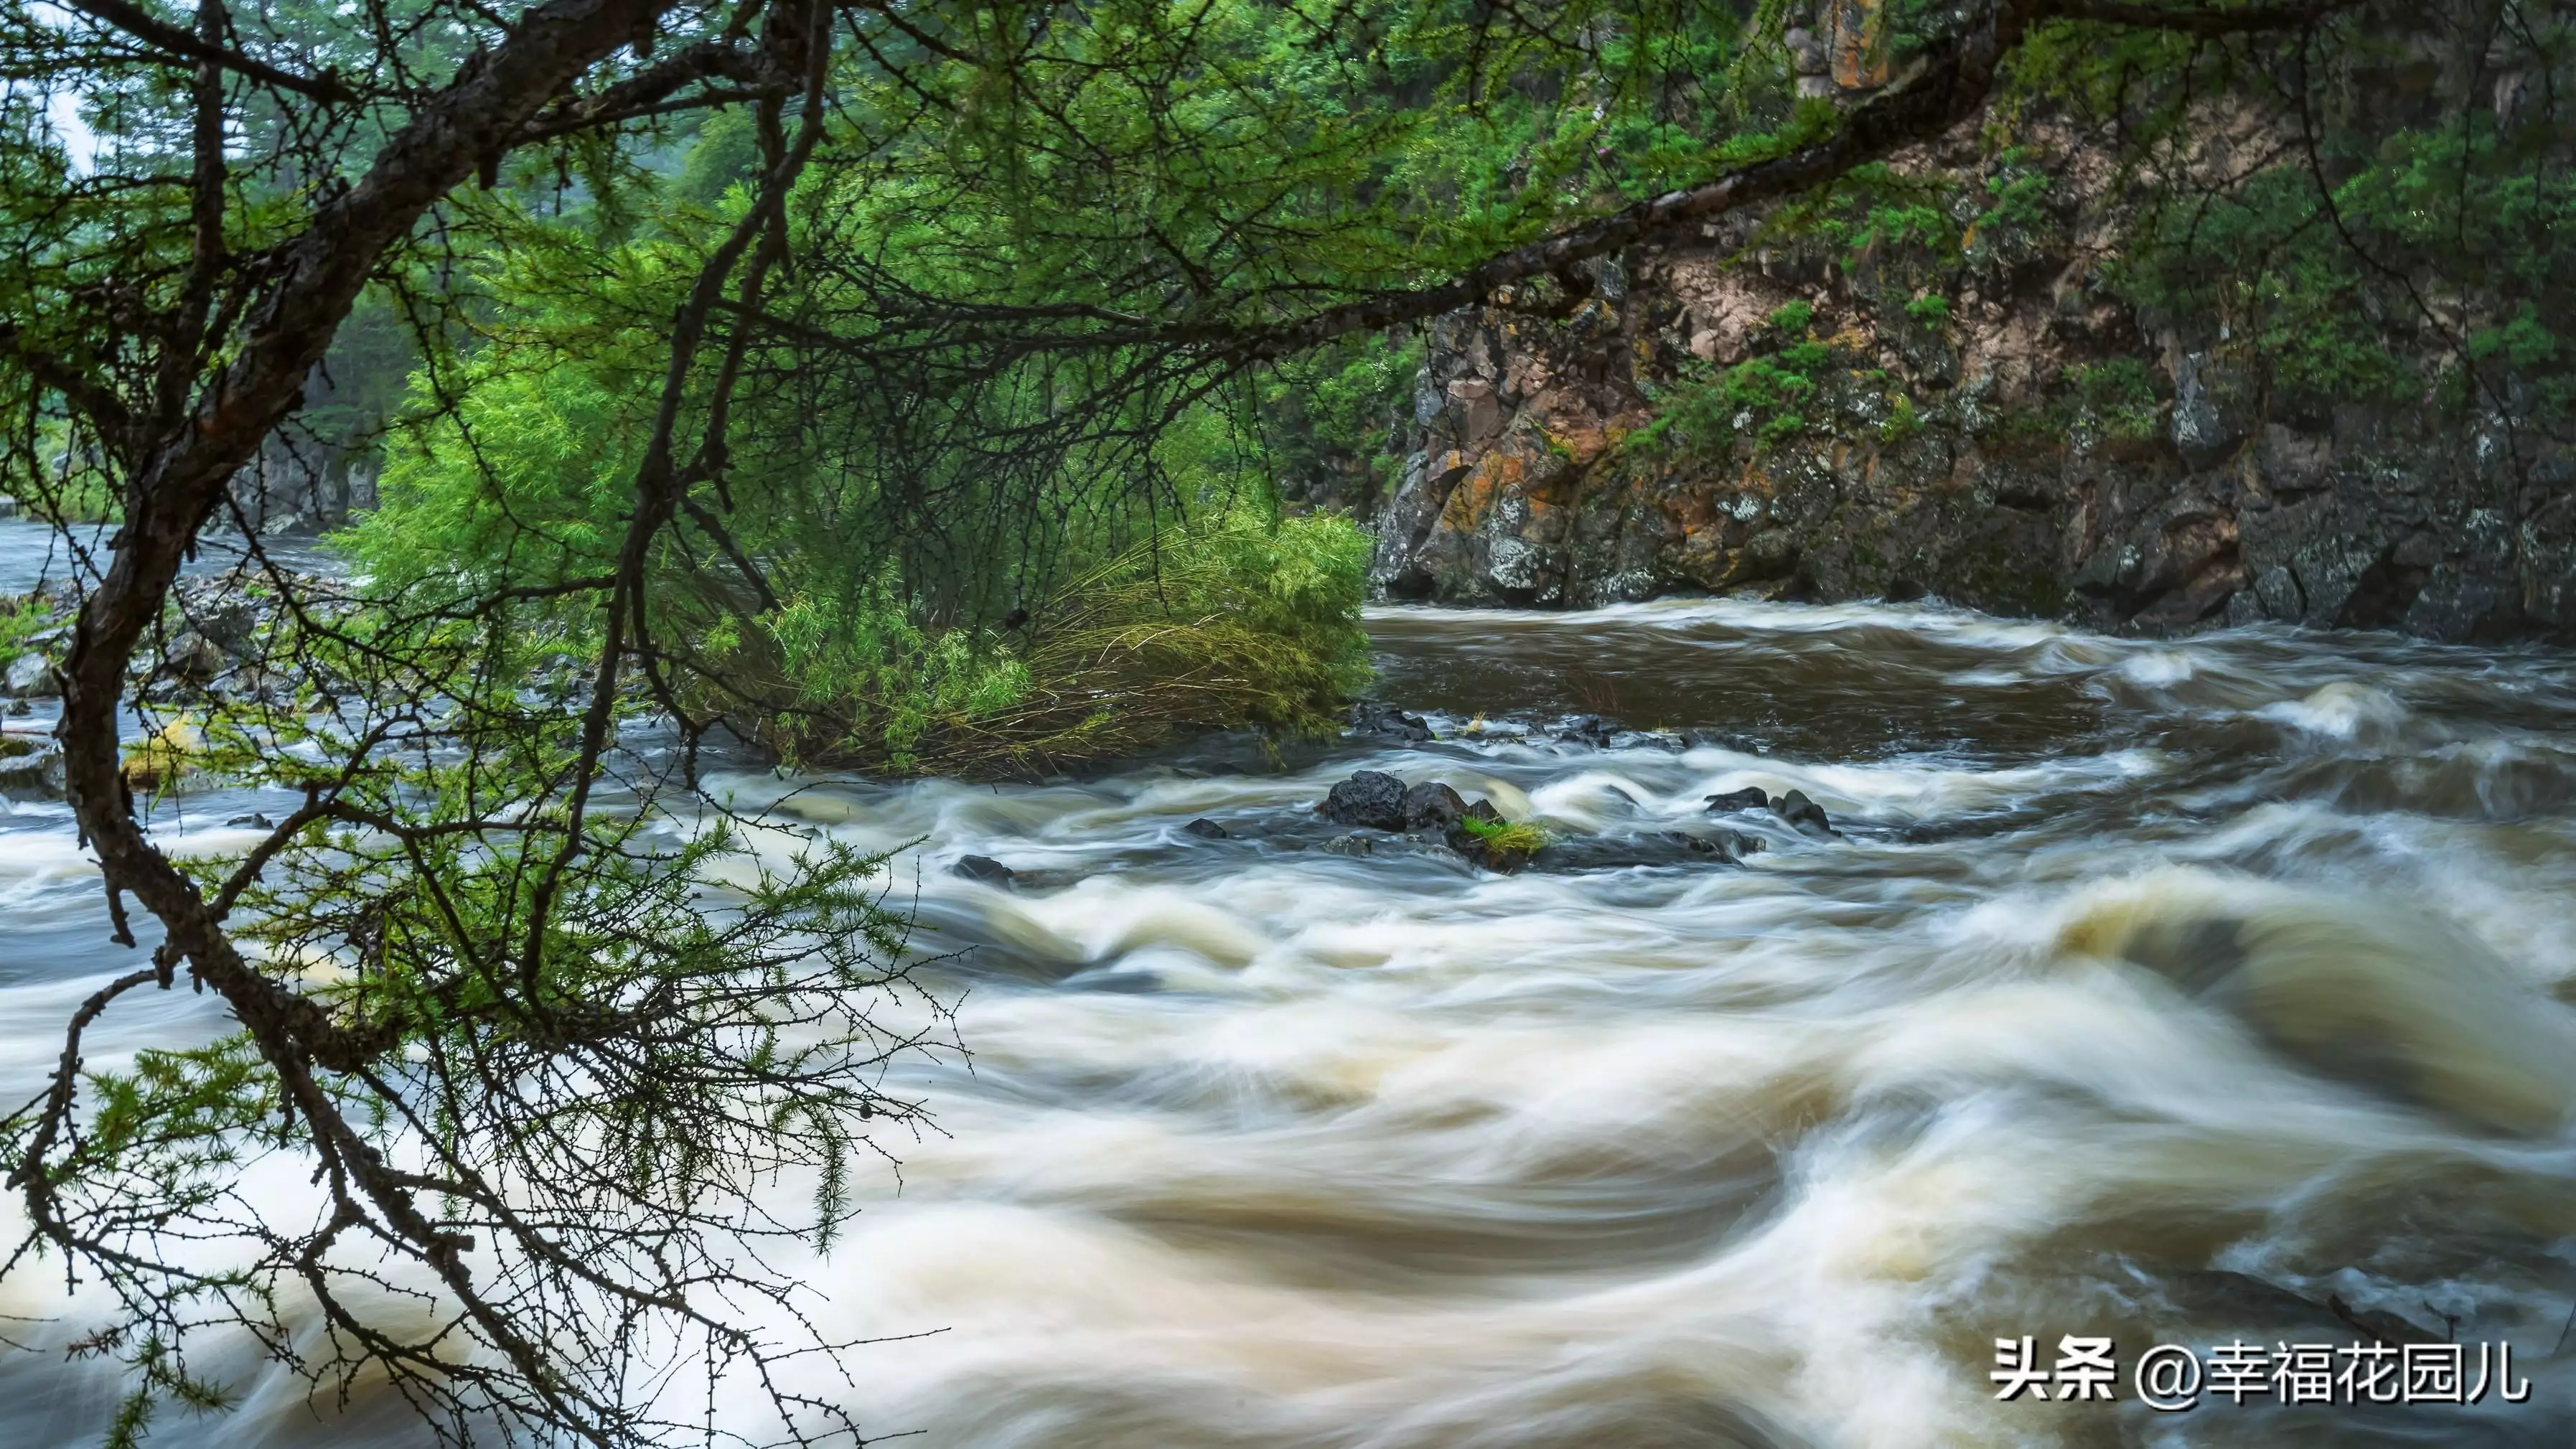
[57,0,355,102]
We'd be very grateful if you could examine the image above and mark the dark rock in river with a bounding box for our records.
[1319,833,1376,858]
[1347,700,1434,744]
[1181,817,1231,840]
[1321,770,1409,830]
[953,854,1017,884]
[1527,830,1755,872]
[1443,799,1534,873]
[1554,714,1622,746]
[1401,781,1467,831]
[1772,789,1833,835]
[1689,827,1764,858]
[1705,786,1770,813]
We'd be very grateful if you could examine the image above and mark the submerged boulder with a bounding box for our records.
[953,854,1016,884]
[1705,786,1769,813]
[1181,817,1231,840]
[1772,789,1833,835]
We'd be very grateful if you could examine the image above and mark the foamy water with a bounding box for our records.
[6,571,2576,1446]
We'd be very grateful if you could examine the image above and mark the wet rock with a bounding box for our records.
[1532,830,1756,872]
[1683,728,1762,751]
[1687,827,1764,858]
[192,600,258,655]
[1181,817,1230,840]
[1771,789,1833,835]
[162,630,229,682]
[1347,700,1433,744]
[1320,769,1409,830]
[227,812,276,828]
[1319,833,1376,858]
[1554,714,1623,746]
[1443,800,1534,873]
[952,854,1016,884]
[3,652,56,699]
[1400,781,1467,831]
[0,734,65,800]
[1447,831,1531,874]
[1705,786,1770,813]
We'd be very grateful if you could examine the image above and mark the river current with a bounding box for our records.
[5,517,2576,1447]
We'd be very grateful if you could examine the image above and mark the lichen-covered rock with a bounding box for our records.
[1338,121,2575,646]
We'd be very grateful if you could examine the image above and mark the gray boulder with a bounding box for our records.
[2,652,55,698]
[163,630,228,682]
[0,733,65,799]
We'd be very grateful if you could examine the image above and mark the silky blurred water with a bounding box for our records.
[6,520,2576,1446]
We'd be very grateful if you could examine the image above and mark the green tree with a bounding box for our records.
[0,1,2407,1443]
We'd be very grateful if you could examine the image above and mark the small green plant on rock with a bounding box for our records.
[2066,359,2165,443]
[1456,813,1547,855]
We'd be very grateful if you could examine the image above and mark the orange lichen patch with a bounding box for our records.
[1441,451,1528,529]
[1547,424,1611,465]
[1828,0,1891,88]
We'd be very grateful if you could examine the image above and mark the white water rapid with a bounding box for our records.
[5,520,2575,1448]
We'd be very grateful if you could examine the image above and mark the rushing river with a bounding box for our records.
[6,517,2576,1447]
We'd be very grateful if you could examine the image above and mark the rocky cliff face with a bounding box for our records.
[1364,255,2575,641]
[1349,14,2576,643]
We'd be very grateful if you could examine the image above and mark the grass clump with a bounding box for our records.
[0,594,55,655]
[1455,813,1547,854]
